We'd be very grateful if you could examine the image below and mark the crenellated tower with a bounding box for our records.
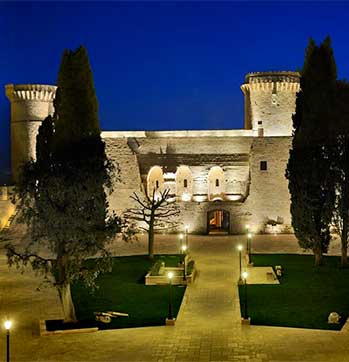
[5,84,57,182]
[241,71,300,137]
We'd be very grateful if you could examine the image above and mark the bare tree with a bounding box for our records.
[125,188,180,259]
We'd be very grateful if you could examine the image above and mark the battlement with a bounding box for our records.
[242,72,300,93]
[245,71,300,83]
[5,84,57,102]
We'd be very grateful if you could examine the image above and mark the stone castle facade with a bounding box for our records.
[5,71,300,234]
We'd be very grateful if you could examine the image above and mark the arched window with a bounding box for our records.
[147,166,164,198]
[176,166,193,201]
[208,166,225,201]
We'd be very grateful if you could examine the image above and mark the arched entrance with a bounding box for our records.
[207,210,230,234]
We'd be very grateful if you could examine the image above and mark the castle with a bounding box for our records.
[5,71,300,234]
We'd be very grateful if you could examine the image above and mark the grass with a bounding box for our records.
[239,254,349,330]
[70,254,186,330]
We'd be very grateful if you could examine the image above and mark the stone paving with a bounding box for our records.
[0,234,349,361]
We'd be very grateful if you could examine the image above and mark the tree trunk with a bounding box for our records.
[57,283,77,323]
[341,204,348,267]
[148,214,155,259]
[314,248,323,266]
[56,253,77,323]
[341,230,348,267]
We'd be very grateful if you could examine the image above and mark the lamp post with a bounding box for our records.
[179,233,184,265]
[179,233,184,248]
[4,320,12,362]
[237,245,243,284]
[242,272,248,320]
[167,272,174,320]
[185,225,189,247]
[247,233,252,264]
[181,245,187,281]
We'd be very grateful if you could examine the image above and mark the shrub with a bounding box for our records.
[186,260,195,275]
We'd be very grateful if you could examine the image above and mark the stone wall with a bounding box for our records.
[103,135,293,235]
[104,138,142,214]
[244,137,292,233]
[135,136,253,155]
[0,200,15,230]
[179,200,250,235]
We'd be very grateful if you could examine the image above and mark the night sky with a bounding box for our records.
[1,2,349,180]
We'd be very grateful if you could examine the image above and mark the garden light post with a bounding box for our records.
[167,272,174,320]
[185,225,189,247]
[179,233,184,248]
[245,224,250,258]
[242,272,248,320]
[181,245,187,281]
[247,233,252,264]
[237,245,243,284]
[4,320,12,362]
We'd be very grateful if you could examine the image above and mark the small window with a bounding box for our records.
[215,179,220,187]
[156,180,159,189]
[183,179,188,188]
[260,161,267,171]
[258,121,263,125]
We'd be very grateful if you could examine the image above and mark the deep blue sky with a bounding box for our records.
[1,2,349,180]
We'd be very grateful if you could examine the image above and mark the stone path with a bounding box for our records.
[1,234,349,361]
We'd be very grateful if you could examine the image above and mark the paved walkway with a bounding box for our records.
[1,234,349,361]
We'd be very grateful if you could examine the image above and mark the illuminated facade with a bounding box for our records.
[5,71,300,234]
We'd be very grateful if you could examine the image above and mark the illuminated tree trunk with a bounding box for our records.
[148,212,155,259]
[58,283,77,323]
[341,221,348,267]
[340,170,348,268]
[56,254,77,323]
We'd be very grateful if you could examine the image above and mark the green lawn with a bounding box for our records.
[72,254,186,329]
[239,254,349,330]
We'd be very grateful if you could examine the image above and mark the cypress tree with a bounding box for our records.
[332,80,349,267]
[6,46,121,323]
[286,37,337,266]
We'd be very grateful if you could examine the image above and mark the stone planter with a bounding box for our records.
[185,267,196,284]
[145,266,196,286]
[145,267,185,285]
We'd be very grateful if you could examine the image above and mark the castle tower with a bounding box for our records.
[241,71,300,137]
[5,84,57,182]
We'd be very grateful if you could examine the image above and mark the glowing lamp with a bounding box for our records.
[242,272,248,280]
[237,245,243,251]
[4,320,12,330]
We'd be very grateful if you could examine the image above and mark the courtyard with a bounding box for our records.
[0,234,349,361]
